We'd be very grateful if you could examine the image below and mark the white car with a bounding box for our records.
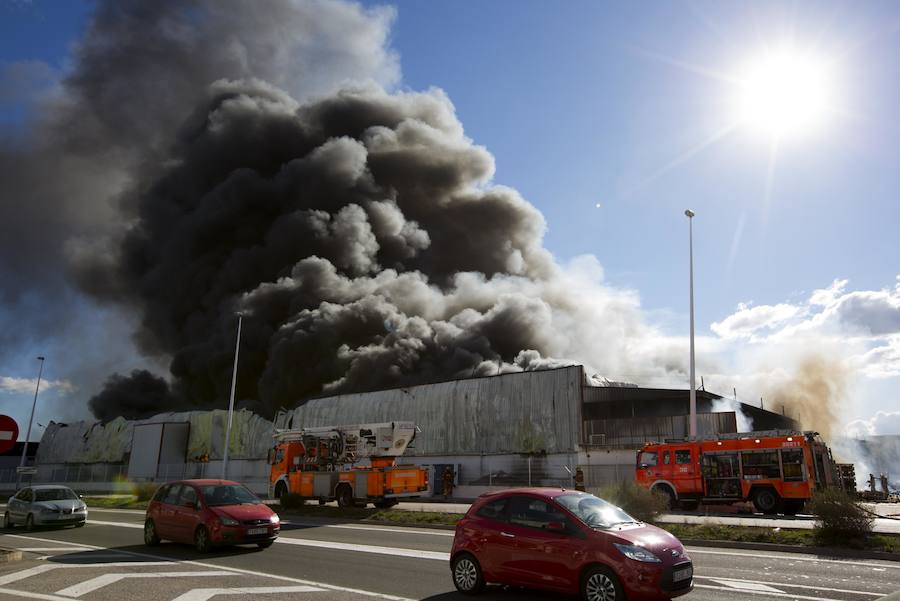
[4,485,88,530]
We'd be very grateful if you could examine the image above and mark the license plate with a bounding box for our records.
[672,566,693,582]
[247,527,267,535]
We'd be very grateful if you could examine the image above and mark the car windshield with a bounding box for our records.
[200,484,261,507]
[34,488,78,502]
[555,492,639,529]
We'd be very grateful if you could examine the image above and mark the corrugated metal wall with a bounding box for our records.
[582,412,738,448]
[278,366,585,456]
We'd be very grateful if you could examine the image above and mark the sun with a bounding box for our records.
[736,49,835,139]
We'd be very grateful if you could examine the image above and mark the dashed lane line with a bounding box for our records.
[55,571,227,597]
[686,547,900,570]
[170,586,324,601]
[274,536,451,560]
[693,575,884,597]
[87,519,142,529]
[693,584,856,601]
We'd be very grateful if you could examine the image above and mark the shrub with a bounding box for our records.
[597,481,669,524]
[278,493,306,510]
[807,487,874,546]
[132,482,160,502]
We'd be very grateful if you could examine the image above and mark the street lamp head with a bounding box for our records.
[684,209,695,218]
[36,356,45,361]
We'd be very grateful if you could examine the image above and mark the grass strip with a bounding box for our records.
[663,523,900,554]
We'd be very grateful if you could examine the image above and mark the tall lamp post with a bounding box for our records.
[221,314,243,479]
[685,210,697,440]
[18,356,45,489]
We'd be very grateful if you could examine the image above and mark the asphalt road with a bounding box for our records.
[0,507,898,601]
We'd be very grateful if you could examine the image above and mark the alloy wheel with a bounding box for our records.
[454,558,478,591]
[585,572,617,601]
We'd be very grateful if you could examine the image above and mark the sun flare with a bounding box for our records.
[737,49,835,139]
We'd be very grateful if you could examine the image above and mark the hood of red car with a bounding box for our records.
[604,522,687,557]
[211,503,274,521]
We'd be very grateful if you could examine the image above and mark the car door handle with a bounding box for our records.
[500,532,515,538]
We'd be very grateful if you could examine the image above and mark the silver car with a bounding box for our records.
[4,485,88,530]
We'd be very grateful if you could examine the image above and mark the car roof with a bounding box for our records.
[476,487,576,500]
[30,485,75,490]
[169,479,242,486]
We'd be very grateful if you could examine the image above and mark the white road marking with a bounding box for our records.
[0,587,81,601]
[87,519,143,529]
[686,547,900,570]
[0,562,176,586]
[707,578,785,593]
[314,523,454,537]
[693,575,885,596]
[170,586,324,601]
[55,570,226,597]
[19,547,100,552]
[694,583,854,600]
[1,532,414,601]
[274,536,451,561]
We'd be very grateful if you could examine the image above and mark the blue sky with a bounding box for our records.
[1,0,898,438]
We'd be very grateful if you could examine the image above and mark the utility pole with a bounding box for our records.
[685,209,697,439]
[221,314,243,479]
[17,356,45,489]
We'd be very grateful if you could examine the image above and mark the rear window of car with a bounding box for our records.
[475,497,508,521]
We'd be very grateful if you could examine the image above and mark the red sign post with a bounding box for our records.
[0,415,19,454]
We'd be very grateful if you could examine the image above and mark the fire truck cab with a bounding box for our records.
[636,430,840,514]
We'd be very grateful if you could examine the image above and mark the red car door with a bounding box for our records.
[155,484,183,540]
[467,496,516,582]
[504,496,580,590]
[171,484,201,542]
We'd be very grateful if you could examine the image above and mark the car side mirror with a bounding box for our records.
[545,521,566,532]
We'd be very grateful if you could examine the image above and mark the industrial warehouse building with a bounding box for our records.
[29,365,796,496]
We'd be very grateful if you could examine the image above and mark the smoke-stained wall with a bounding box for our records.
[277,365,584,456]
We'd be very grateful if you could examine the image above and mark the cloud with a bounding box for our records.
[710,302,800,339]
[0,376,75,395]
[845,410,900,438]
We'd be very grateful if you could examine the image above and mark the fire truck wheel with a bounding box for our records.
[336,484,353,508]
[654,485,677,509]
[751,488,781,514]
[274,481,288,499]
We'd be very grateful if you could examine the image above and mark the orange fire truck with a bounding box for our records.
[635,430,840,514]
[268,421,429,508]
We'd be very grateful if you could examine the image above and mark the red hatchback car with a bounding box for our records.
[144,480,280,552]
[450,488,692,601]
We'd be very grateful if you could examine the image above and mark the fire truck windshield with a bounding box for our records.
[556,492,639,528]
[638,451,658,467]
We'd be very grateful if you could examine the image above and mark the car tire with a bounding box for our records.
[336,485,353,509]
[3,511,12,529]
[194,526,211,553]
[75,521,85,528]
[257,541,274,549]
[451,553,485,595]
[752,488,781,515]
[144,519,160,546]
[24,514,34,532]
[581,565,624,601]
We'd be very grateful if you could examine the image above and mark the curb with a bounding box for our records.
[0,548,23,564]
[683,538,900,562]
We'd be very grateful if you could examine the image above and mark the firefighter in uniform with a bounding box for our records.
[442,466,455,498]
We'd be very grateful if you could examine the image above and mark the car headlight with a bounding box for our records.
[219,516,239,526]
[613,543,661,563]
[75,505,87,512]
[270,515,280,524]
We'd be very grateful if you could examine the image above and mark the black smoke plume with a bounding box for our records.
[4,0,684,420]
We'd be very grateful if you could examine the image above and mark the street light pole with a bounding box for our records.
[685,210,697,440]
[221,314,243,479]
[18,356,45,489]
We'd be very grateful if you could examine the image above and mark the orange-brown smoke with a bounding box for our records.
[764,355,848,440]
